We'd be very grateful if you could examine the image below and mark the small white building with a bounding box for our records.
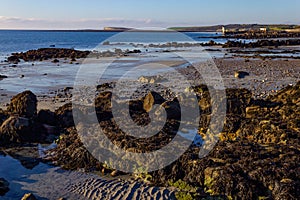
[259,27,268,32]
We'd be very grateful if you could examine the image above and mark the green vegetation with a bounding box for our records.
[133,165,152,183]
[168,179,198,200]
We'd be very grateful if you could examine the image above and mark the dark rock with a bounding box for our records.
[8,48,90,62]
[63,86,73,92]
[0,75,8,79]
[223,39,300,48]
[95,92,113,121]
[0,116,35,144]
[0,178,9,196]
[127,49,141,54]
[52,59,59,63]
[234,71,250,78]
[7,55,20,64]
[161,99,181,120]
[55,103,74,128]
[37,109,56,126]
[7,90,37,118]
[42,82,300,199]
[0,109,9,126]
[226,88,252,116]
[44,127,101,171]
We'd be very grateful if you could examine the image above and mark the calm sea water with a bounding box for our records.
[0,30,226,55]
[0,31,228,94]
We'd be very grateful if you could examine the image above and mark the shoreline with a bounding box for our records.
[0,44,299,199]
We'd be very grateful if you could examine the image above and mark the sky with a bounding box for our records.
[0,0,299,29]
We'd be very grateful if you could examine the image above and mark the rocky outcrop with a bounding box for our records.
[44,127,102,171]
[0,91,58,145]
[7,55,20,64]
[151,82,300,199]
[39,82,300,199]
[7,48,90,63]
[7,90,37,118]
[223,39,300,48]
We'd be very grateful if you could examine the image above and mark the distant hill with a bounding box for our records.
[103,27,132,31]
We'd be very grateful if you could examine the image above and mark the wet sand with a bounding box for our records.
[2,57,299,111]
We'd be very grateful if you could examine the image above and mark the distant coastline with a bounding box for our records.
[0,23,299,33]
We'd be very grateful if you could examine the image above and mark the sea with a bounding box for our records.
[0,30,230,94]
[0,30,228,55]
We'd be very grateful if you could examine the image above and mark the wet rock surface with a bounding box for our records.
[223,39,300,48]
[7,48,90,63]
[0,79,299,199]
[151,82,300,199]
[43,81,300,199]
[7,90,37,118]
[0,91,61,145]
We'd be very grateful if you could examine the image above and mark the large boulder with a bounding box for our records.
[37,109,56,126]
[55,103,74,128]
[7,91,37,118]
[0,116,33,144]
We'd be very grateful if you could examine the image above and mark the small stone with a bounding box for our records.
[52,59,59,63]
[234,71,250,78]
[0,75,8,79]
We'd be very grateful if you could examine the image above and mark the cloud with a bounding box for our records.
[0,16,168,29]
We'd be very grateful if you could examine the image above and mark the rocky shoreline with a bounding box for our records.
[0,78,299,199]
[0,46,299,199]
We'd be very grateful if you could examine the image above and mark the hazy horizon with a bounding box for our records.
[0,0,299,30]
